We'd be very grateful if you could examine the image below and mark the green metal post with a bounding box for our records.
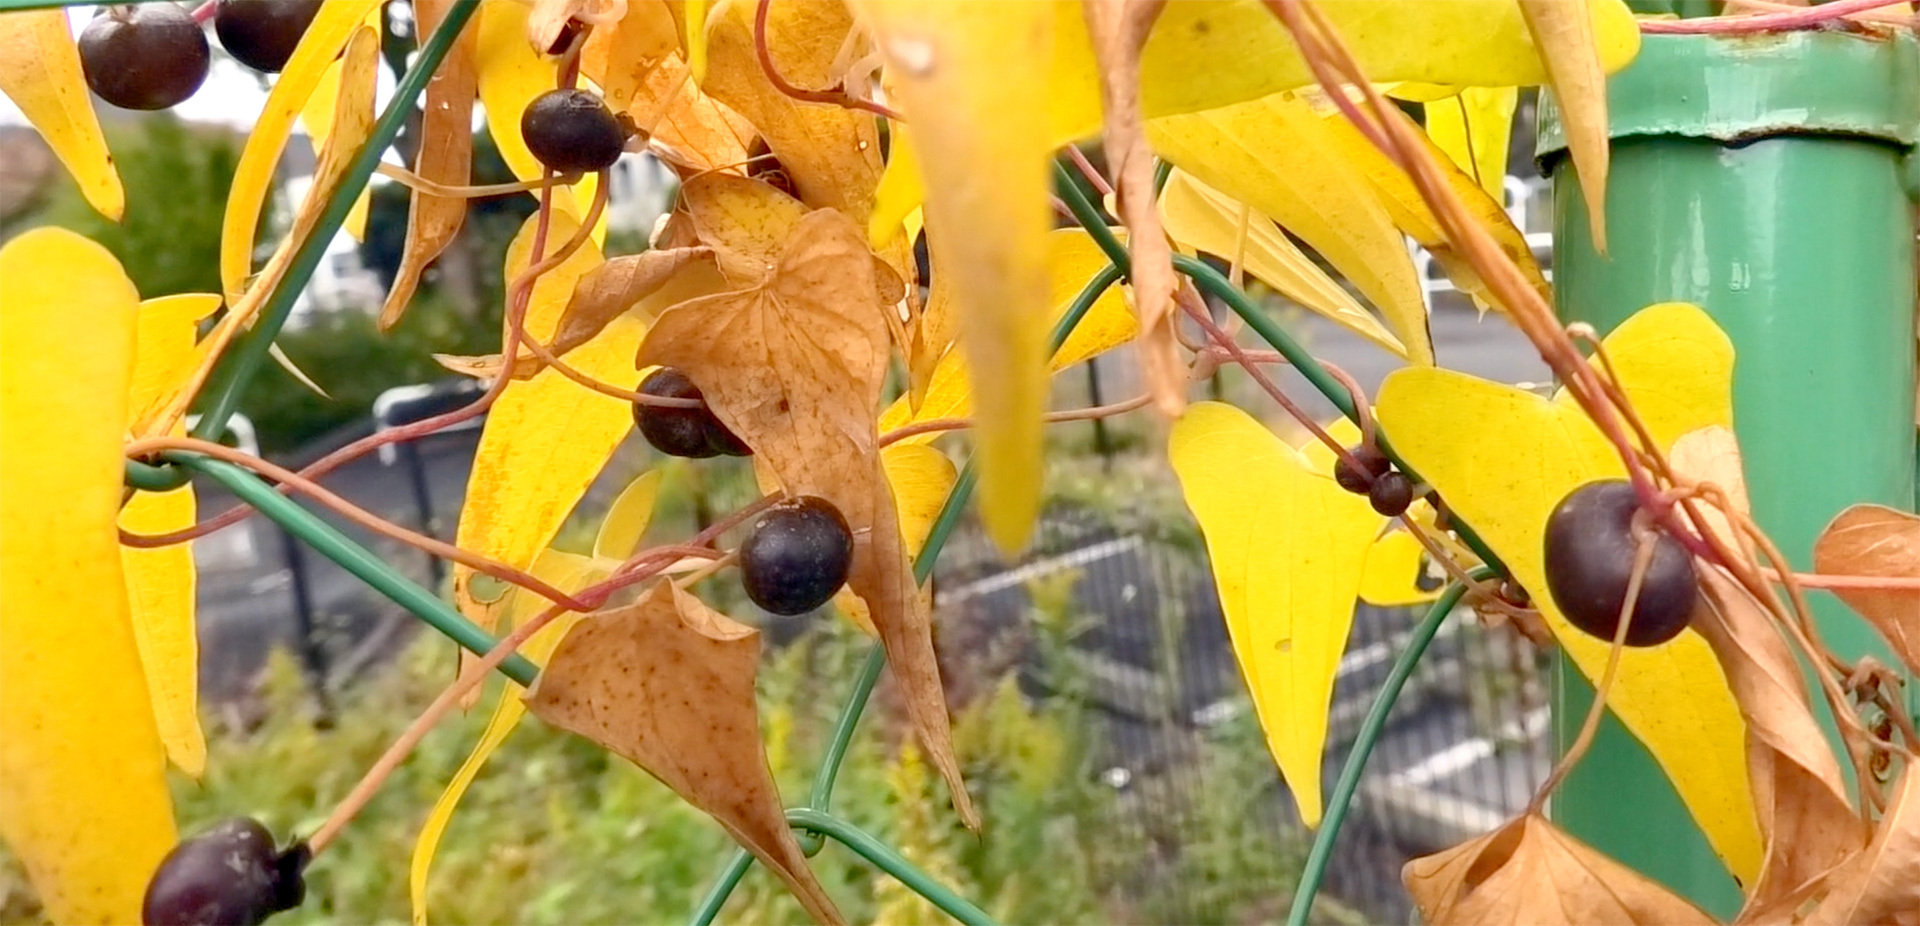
[1539,31,1919,915]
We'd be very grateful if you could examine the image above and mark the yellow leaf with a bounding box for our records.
[579,0,678,112]
[221,0,382,303]
[128,294,220,431]
[452,212,629,627]
[0,10,122,220]
[683,0,709,81]
[593,469,663,561]
[858,0,1053,552]
[870,123,925,248]
[119,485,204,778]
[1358,529,1439,608]
[411,550,599,926]
[1425,87,1519,201]
[1304,99,1549,312]
[297,46,377,242]
[476,0,602,228]
[1374,302,1761,882]
[1159,168,1402,357]
[1047,0,1641,144]
[1149,94,1432,364]
[1,229,175,925]
[879,229,1136,440]
[1169,402,1383,827]
[1521,0,1623,252]
[833,443,958,635]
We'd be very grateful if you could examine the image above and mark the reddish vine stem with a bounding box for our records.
[122,436,595,612]
[1065,144,1114,198]
[1318,359,1375,447]
[1640,0,1904,32]
[753,0,903,121]
[878,394,1153,447]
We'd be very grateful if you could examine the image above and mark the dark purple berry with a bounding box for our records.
[1368,471,1414,517]
[740,496,853,616]
[142,817,306,926]
[80,4,210,111]
[1543,479,1697,647]
[1333,444,1391,495]
[634,368,719,459]
[214,0,320,74]
[521,88,627,174]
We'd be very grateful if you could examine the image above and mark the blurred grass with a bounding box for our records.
[1,603,1334,925]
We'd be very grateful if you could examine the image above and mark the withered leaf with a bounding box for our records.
[700,0,882,218]
[1694,566,1867,916]
[1669,425,1752,556]
[1807,764,1920,926]
[1404,813,1716,925]
[580,0,679,111]
[380,0,477,330]
[682,172,906,305]
[544,245,715,359]
[1081,0,1182,420]
[636,208,976,829]
[619,53,755,171]
[1812,504,1920,677]
[525,582,844,925]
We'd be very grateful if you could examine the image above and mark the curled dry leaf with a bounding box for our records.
[579,0,678,112]
[1521,0,1616,251]
[1668,425,1752,556]
[1405,813,1716,925]
[542,245,716,362]
[1082,0,1183,420]
[637,208,976,828]
[681,173,904,307]
[380,0,479,330]
[1692,567,1865,917]
[1812,504,1920,677]
[1804,764,1920,926]
[526,582,844,925]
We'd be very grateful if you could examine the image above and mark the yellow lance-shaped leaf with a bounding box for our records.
[297,5,383,242]
[1374,302,1762,883]
[410,549,600,926]
[879,228,1137,441]
[1359,529,1440,608]
[476,0,601,228]
[1522,0,1617,252]
[1149,94,1432,365]
[1046,0,1641,145]
[593,469,664,562]
[119,293,220,778]
[452,212,629,630]
[857,0,1053,553]
[870,123,925,248]
[1425,87,1519,201]
[222,0,382,303]
[1169,402,1382,828]
[1159,168,1403,357]
[0,10,123,220]
[0,229,175,925]
[683,0,710,81]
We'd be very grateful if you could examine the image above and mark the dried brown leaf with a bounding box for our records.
[700,0,880,217]
[1694,567,1867,915]
[682,173,904,305]
[380,0,477,330]
[1812,504,1920,677]
[1082,0,1182,420]
[1520,0,1609,252]
[525,582,844,924]
[617,53,755,170]
[1669,425,1752,555]
[547,246,715,358]
[1807,764,1920,926]
[1404,813,1716,925]
[636,208,976,828]
[580,0,679,110]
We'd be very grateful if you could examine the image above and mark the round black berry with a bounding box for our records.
[214,0,320,74]
[79,4,210,111]
[1543,479,1698,647]
[142,817,307,926]
[1333,444,1391,495]
[1368,471,1414,517]
[740,496,853,616]
[521,89,627,174]
[632,368,750,459]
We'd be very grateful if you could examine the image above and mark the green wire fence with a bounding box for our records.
[41,1,1526,919]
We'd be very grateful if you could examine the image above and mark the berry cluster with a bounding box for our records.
[1332,443,1416,518]
[79,1,321,112]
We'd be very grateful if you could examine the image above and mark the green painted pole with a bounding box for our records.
[1539,31,1919,915]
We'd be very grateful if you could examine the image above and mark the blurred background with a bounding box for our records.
[0,8,1565,921]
